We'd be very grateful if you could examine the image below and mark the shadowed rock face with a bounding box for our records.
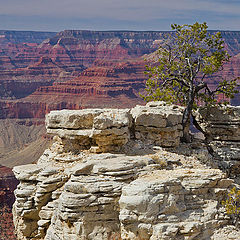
[196,105,240,177]
[0,166,18,207]
[0,165,19,240]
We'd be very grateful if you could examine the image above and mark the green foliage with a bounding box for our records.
[142,22,238,107]
[142,22,239,141]
[222,187,240,226]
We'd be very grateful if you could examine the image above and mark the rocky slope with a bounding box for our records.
[0,118,50,240]
[0,30,240,118]
[0,30,164,100]
[12,102,240,240]
[220,31,240,56]
[0,30,82,99]
[0,118,49,166]
[2,56,239,119]
[0,30,165,101]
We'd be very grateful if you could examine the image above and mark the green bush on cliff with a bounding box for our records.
[142,22,239,142]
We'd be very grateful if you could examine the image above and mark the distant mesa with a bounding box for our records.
[0,29,239,118]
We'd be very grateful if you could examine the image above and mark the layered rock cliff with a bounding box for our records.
[0,30,240,118]
[0,31,56,44]
[196,105,240,178]
[12,102,240,240]
[1,30,240,101]
[0,60,146,119]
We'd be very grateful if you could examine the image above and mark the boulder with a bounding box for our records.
[131,101,184,147]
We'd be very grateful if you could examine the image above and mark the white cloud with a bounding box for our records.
[0,0,239,19]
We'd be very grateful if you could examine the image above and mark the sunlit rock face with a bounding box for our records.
[0,30,166,102]
[12,102,240,240]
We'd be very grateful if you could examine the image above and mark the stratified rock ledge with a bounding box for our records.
[12,102,240,240]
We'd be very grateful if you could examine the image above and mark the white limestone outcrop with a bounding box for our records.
[195,105,240,141]
[119,169,232,240]
[12,102,240,240]
[131,101,183,147]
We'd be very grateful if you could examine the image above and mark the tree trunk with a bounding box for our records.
[181,90,195,143]
[182,109,192,142]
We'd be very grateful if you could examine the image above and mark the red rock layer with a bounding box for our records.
[0,30,239,118]
[221,53,240,80]
[0,60,146,118]
[1,52,240,119]
[0,55,85,99]
[0,30,240,101]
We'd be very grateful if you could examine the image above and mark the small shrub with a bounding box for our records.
[222,187,240,226]
[151,154,167,168]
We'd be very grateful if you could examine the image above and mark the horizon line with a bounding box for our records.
[1,29,240,33]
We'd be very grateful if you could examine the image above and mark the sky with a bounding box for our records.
[0,0,239,32]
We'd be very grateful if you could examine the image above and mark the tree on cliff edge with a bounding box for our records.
[142,22,238,142]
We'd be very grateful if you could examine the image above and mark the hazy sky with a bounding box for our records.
[0,0,239,32]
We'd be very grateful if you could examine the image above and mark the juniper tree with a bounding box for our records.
[142,22,238,142]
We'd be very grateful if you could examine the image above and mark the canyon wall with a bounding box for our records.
[1,30,240,239]
[0,30,56,44]
[1,30,240,103]
[0,119,50,240]
[0,60,146,119]
[12,102,240,240]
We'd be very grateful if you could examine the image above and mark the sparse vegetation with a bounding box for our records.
[222,187,240,226]
[151,154,168,168]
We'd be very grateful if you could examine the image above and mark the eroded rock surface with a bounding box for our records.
[13,103,239,240]
[46,101,183,153]
[131,101,183,147]
[120,169,231,240]
[196,105,240,177]
[0,165,18,240]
